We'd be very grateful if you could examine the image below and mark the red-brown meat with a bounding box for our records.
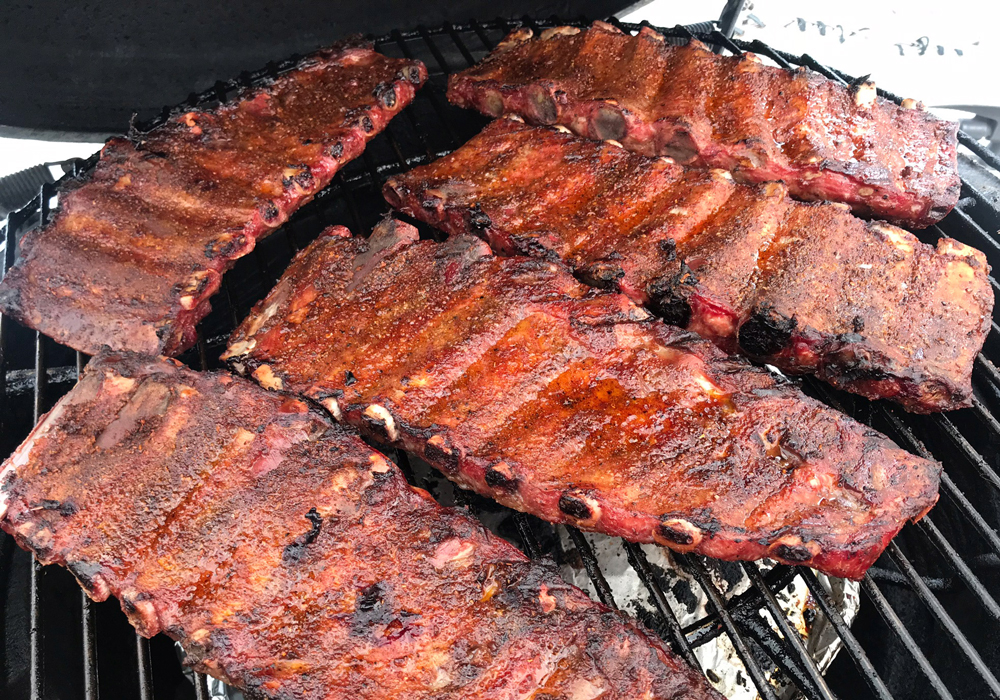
[383,119,992,413]
[224,219,941,580]
[0,351,719,700]
[0,40,426,357]
[447,22,960,227]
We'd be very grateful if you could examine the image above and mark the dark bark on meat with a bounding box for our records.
[0,41,427,357]
[382,119,993,413]
[447,21,960,228]
[225,219,942,580]
[0,351,719,700]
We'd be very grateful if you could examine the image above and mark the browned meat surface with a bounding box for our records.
[384,119,992,413]
[0,351,719,700]
[224,219,941,580]
[447,22,960,227]
[0,41,426,357]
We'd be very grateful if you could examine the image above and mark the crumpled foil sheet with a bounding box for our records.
[558,529,860,699]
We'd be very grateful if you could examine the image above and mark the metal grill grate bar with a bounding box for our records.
[799,569,895,700]
[679,554,781,700]
[27,184,54,700]
[916,517,1000,619]
[885,543,1000,697]
[565,528,618,608]
[136,635,153,700]
[742,565,837,700]
[622,541,701,667]
[860,576,955,700]
[877,407,1000,556]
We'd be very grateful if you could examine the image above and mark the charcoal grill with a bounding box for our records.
[2,16,999,700]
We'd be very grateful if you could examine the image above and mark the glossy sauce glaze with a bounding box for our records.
[225,219,942,580]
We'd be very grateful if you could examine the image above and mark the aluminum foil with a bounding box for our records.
[558,529,860,699]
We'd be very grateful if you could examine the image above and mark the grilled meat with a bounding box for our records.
[384,119,992,413]
[0,351,719,700]
[0,41,426,357]
[224,219,941,580]
[447,21,960,227]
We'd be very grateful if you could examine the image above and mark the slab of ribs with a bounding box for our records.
[0,40,426,357]
[384,118,993,413]
[0,351,720,700]
[224,218,941,581]
[447,21,961,228]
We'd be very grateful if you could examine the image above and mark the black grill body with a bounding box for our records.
[1,18,999,700]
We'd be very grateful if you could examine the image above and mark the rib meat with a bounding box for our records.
[383,119,992,413]
[224,219,941,580]
[447,21,960,227]
[0,40,426,357]
[0,351,718,700]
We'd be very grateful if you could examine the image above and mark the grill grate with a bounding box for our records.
[2,17,1000,700]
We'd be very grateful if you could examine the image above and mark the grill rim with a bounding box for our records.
[1,14,999,700]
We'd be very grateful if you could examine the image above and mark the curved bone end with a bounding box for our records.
[252,364,284,391]
[558,491,602,527]
[853,81,877,110]
[497,27,534,52]
[123,592,161,637]
[363,404,399,442]
[654,518,703,551]
[769,535,821,565]
[540,26,582,41]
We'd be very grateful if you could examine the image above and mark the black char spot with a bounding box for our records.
[351,582,392,636]
[373,82,397,109]
[558,493,592,520]
[424,438,460,474]
[647,265,697,328]
[344,370,357,386]
[657,520,694,546]
[468,203,492,231]
[282,508,323,563]
[484,466,519,492]
[260,201,280,223]
[38,499,78,516]
[773,543,812,563]
[738,305,797,357]
[576,261,624,291]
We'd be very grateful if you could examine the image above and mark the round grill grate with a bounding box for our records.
[2,17,999,700]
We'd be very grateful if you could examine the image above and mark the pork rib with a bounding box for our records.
[447,21,960,227]
[383,118,992,413]
[224,219,941,580]
[0,40,426,357]
[0,351,718,700]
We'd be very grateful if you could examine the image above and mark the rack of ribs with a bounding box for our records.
[0,351,720,700]
[447,21,960,228]
[0,40,426,357]
[223,219,941,580]
[383,118,992,413]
